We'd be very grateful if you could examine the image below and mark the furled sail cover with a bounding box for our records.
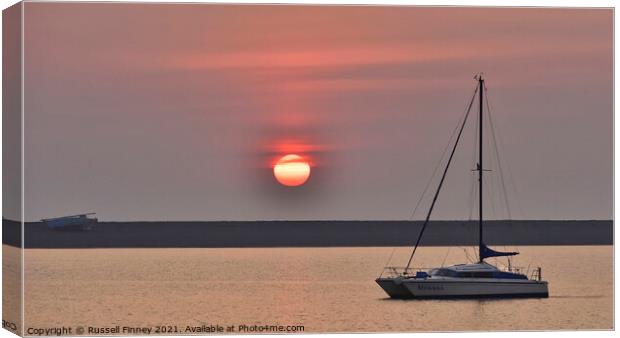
[480,243,519,260]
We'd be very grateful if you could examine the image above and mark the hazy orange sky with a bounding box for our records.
[20,3,612,221]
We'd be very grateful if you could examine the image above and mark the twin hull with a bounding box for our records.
[376,277,548,299]
[376,277,411,299]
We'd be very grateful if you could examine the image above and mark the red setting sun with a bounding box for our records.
[273,154,311,187]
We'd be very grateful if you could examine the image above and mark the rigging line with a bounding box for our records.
[478,120,497,222]
[408,87,477,221]
[467,173,476,221]
[463,247,473,264]
[484,172,497,219]
[481,103,499,219]
[440,247,451,267]
[383,88,478,271]
[485,86,515,264]
[485,86,513,220]
[467,100,480,221]
[379,247,398,277]
[405,85,478,270]
[384,85,478,272]
[486,110,508,220]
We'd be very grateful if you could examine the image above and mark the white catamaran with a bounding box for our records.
[376,75,549,299]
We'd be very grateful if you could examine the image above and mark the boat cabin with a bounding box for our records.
[428,263,527,280]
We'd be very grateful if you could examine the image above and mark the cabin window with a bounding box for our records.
[430,269,495,278]
[456,271,494,278]
[431,268,459,277]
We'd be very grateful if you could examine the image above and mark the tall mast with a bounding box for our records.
[478,75,484,262]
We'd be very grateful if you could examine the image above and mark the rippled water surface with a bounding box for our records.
[8,246,613,333]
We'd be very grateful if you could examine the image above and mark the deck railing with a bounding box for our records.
[529,267,543,281]
[380,266,431,278]
[506,265,543,281]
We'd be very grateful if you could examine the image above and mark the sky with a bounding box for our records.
[19,3,612,221]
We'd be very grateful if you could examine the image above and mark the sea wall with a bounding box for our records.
[2,219,613,248]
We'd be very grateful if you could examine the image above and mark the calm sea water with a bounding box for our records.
[7,246,614,333]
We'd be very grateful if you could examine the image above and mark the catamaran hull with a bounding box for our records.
[402,279,549,299]
[375,277,413,299]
